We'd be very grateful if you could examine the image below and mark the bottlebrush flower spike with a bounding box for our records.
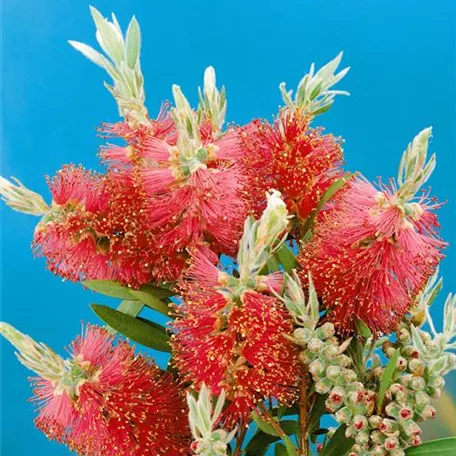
[187,384,236,456]
[239,83,344,221]
[0,323,191,456]
[172,197,299,424]
[299,128,445,334]
[0,176,49,215]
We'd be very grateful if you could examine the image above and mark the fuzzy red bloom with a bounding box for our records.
[33,325,190,456]
[299,177,445,334]
[33,165,113,282]
[172,253,300,424]
[240,109,343,220]
[101,108,248,274]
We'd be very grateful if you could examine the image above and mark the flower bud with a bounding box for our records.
[384,437,399,451]
[414,390,430,407]
[420,405,436,420]
[354,430,369,445]
[353,415,368,431]
[326,365,341,380]
[369,415,382,428]
[309,359,326,377]
[337,354,352,368]
[322,343,338,360]
[396,356,408,371]
[308,338,323,353]
[410,377,426,391]
[320,322,335,338]
[398,406,412,420]
[397,327,411,343]
[335,406,353,423]
[408,358,425,373]
[379,418,399,435]
[257,190,289,243]
[315,378,333,394]
[385,403,400,419]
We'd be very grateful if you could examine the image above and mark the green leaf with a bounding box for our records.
[275,243,298,273]
[245,421,299,456]
[125,16,140,68]
[252,411,281,437]
[91,304,170,352]
[83,280,135,299]
[282,435,298,456]
[117,299,144,317]
[355,318,372,338]
[309,394,328,435]
[140,284,175,300]
[404,437,456,455]
[129,290,170,316]
[320,425,355,456]
[275,443,287,456]
[301,173,352,239]
[377,349,400,410]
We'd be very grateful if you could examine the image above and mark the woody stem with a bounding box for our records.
[299,368,309,455]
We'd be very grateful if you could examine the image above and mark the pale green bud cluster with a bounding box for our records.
[280,52,350,116]
[0,176,49,216]
[187,385,236,456]
[69,7,147,124]
[198,66,227,135]
[237,190,290,283]
[0,322,99,400]
[396,127,435,202]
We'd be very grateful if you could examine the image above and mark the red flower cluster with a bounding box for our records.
[34,325,190,456]
[240,109,343,220]
[299,177,445,333]
[172,251,300,424]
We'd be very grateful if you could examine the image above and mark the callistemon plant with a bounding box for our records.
[1,6,455,456]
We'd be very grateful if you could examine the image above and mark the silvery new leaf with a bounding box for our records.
[69,6,147,123]
[280,51,350,116]
[187,384,235,456]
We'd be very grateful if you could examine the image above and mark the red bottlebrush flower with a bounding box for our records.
[33,165,113,282]
[171,253,300,424]
[33,325,191,456]
[240,109,343,220]
[101,105,248,268]
[299,176,445,334]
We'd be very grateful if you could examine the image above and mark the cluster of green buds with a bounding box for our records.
[279,52,350,116]
[0,323,99,400]
[187,384,236,456]
[345,275,456,456]
[69,7,148,124]
[0,176,49,216]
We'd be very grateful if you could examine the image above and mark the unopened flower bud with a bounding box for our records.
[397,327,411,343]
[370,430,383,444]
[379,418,399,435]
[315,378,333,394]
[309,359,326,377]
[337,354,352,368]
[385,403,400,419]
[410,377,426,391]
[320,322,335,338]
[396,356,408,371]
[326,365,341,380]
[308,338,323,353]
[335,406,353,423]
[353,415,368,431]
[257,190,289,243]
[399,406,413,420]
[369,415,382,428]
[420,405,436,420]
[390,450,405,456]
[329,387,345,405]
[384,437,399,451]
[322,343,338,360]
[408,358,425,373]
[415,390,430,407]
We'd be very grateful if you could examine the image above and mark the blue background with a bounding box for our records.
[1,0,455,454]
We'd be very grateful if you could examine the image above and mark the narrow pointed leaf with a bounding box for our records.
[91,304,170,352]
[320,425,354,456]
[275,243,298,273]
[129,290,170,316]
[245,421,299,456]
[404,437,456,455]
[83,280,135,299]
[275,443,287,456]
[377,349,400,410]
